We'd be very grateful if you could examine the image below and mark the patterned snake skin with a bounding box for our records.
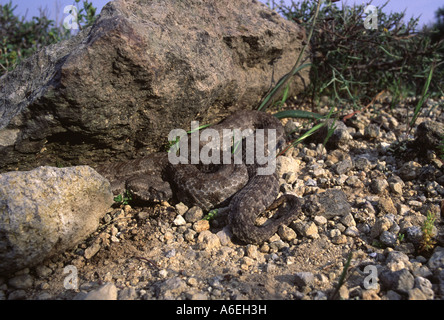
[96,110,301,244]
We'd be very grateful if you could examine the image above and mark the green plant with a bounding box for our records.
[114,189,133,206]
[203,209,218,221]
[419,211,437,252]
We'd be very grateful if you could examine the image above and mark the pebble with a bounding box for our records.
[380,268,414,295]
[82,283,118,300]
[84,242,101,259]
[193,219,210,233]
[184,206,204,223]
[278,225,297,241]
[173,215,186,226]
[294,272,314,287]
[197,230,221,250]
[8,274,34,289]
[427,248,444,269]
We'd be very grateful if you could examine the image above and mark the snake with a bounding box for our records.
[96,110,301,244]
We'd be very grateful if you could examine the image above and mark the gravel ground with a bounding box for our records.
[1,96,443,300]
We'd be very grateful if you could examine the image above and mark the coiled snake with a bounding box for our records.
[97,110,301,244]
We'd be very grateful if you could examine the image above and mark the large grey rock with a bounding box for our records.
[0,166,113,275]
[0,0,309,172]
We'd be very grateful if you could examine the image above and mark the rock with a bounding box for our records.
[370,216,393,238]
[184,206,204,223]
[0,166,113,275]
[7,274,34,290]
[294,272,314,287]
[309,119,352,149]
[173,215,187,226]
[412,276,434,300]
[334,159,354,175]
[399,161,421,181]
[118,287,138,300]
[380,268,414,294]
[310,189,351,219]
[83,283,118,300]
[379,231,397,247]
[193,219,210,233]
[354,156,372,171]
[371,179,389,194]
[84,242,102,260]
[364,123,381,139]
[0,0,309,172]
[216,227,233,246]
[414,121,444,153]
[175,203,189,216]
[276,156,300,178]
[340,213,356,227]
[278,225,297,241]
[156,277,187,300]
[197,230,221,250]
[427,247,444,269]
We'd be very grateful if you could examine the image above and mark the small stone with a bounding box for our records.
[173,215,186,226]
[427,248,444,269]
[340,213,356,227]
[175,202,188,215]
[362,289,381,300]
[380,231,397,247]
[364,123,380,139]
[380,268,414,294]
[118,287,138,300]
[193,219,210,233]
[355,157,372,171]
[413,276,434,300]
[7,290,27,300]
[83,283,118,300]
[335,159,354,175]
[84,242,101,259]
[371,179,389,194]
[216,227,233,246]
[189,292,208,300]
[389,182,403,195]
[184,229,197,242]
[294,272,314,287]
[378,197,397,215]
[278,225,297,242]
[370,216,392,238]
[385,290,402,300]
[344,226,359,237]
[314,215,327,225]
[408,288,428,300]
[197,230,221,250]
[331,234,347,244]
[8,274,34,289]
[159,269,168,278]
[345,175,364,188]
[246,244,259,260]
[35,265,53,278]
[399,161,421,181]
[184,206,204,223]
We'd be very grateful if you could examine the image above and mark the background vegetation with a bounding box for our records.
[0,0,96,75]
[266,0,444,109]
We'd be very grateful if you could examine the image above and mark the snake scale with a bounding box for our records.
[96,110,301,244]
